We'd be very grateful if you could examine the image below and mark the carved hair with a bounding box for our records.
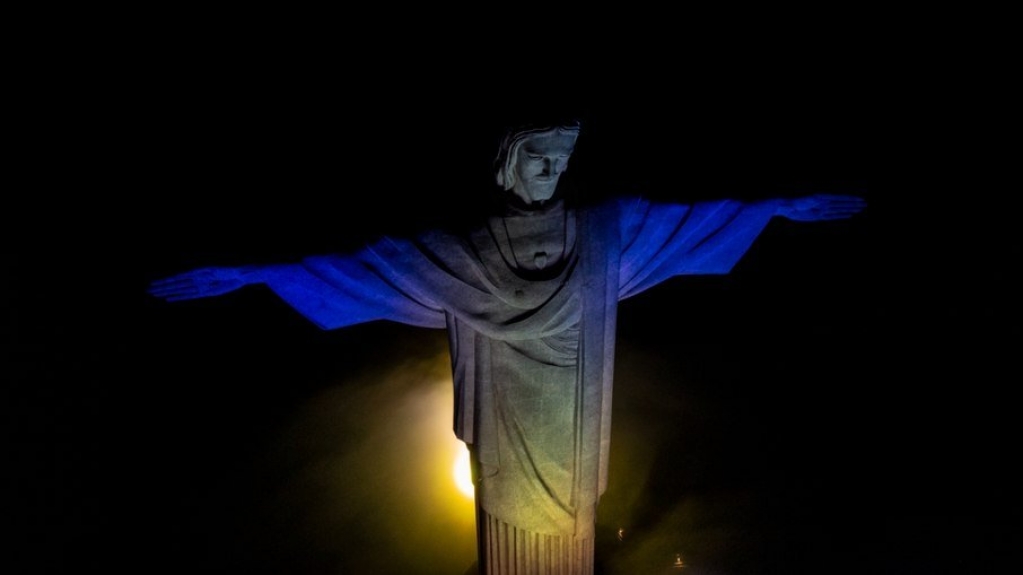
[494,121,581,191]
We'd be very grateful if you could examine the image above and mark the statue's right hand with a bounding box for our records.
[147,266,249,302]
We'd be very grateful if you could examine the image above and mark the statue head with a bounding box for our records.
[494,120,581,206]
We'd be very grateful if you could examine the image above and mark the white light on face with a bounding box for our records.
[453,443,474,498]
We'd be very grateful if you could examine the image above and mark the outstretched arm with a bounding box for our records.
[771,193,867,222]
[616,192,867,299]
[147,265,277,302]
[147,250,446,330]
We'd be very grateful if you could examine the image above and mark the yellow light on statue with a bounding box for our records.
[453,443,474,498]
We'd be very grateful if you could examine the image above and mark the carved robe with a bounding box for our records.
[263,195,776,573]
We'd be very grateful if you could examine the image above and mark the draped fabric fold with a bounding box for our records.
[261,195,776,573]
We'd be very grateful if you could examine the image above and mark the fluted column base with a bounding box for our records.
[478,509,593,575]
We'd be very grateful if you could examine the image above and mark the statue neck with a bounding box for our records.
[500,192,565,217]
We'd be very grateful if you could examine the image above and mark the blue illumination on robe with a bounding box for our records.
[258,195,776,537]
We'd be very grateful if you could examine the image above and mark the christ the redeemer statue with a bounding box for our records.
[148,118,865,575]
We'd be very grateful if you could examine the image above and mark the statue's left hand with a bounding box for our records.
[776,193,867,222]
[147,266,250,302]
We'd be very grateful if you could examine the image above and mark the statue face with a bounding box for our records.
[510,130,578,204]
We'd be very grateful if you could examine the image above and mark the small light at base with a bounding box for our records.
[453,444,474,498]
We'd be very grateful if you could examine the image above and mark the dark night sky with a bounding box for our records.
[7,26,1019,575]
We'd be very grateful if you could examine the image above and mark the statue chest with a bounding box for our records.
[490,210,576,273]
